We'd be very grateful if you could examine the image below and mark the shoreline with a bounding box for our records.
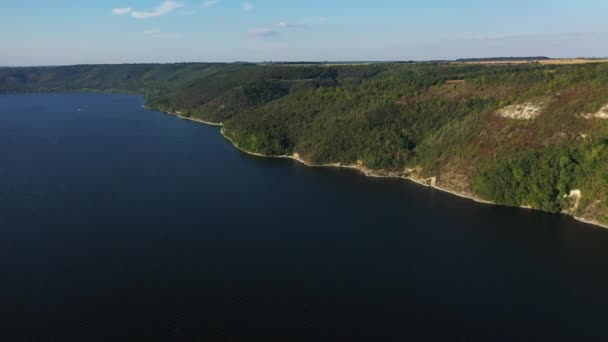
[142,106,224,126]
[151,106,608,230]
[221,128,499,206]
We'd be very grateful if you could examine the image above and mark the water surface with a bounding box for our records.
[1,93,608,341]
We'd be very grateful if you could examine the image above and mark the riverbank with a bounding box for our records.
[221,128,499,204]
[142,106,224,126]
[152,107,608,230]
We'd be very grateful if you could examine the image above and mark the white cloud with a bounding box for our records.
[112,7,132,15]
[144,29,180,39]
[202,0,218,8]
[276,21,305,29]
[445,32,607,42]
[130,1,183,19]
[247,27,278,38]
[242,2,254,11]
[246,21,307,39]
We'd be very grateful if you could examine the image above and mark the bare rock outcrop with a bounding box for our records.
[496,99,548,120]
[581,104,608,119]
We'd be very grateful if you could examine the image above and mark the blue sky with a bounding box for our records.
[1,0,608,65]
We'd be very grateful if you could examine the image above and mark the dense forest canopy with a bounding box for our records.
[1,61,607,225]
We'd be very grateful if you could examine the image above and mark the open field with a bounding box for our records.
[454,58,608,65]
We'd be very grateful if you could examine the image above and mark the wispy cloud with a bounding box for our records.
[144,29,180,39]
[446,32,607,42]
[202,0,218,8]
[242,2,254,12]
[113,1,183,19]
[112,7,132,15]
[247,27,278,38]
[246,21,308,38]
[276,21,307,29]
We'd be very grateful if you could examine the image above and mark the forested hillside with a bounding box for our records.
[2,62,607,226]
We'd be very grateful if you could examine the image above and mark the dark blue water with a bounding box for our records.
[2,93,608,341]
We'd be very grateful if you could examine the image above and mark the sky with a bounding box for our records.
[1,0,608,65]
